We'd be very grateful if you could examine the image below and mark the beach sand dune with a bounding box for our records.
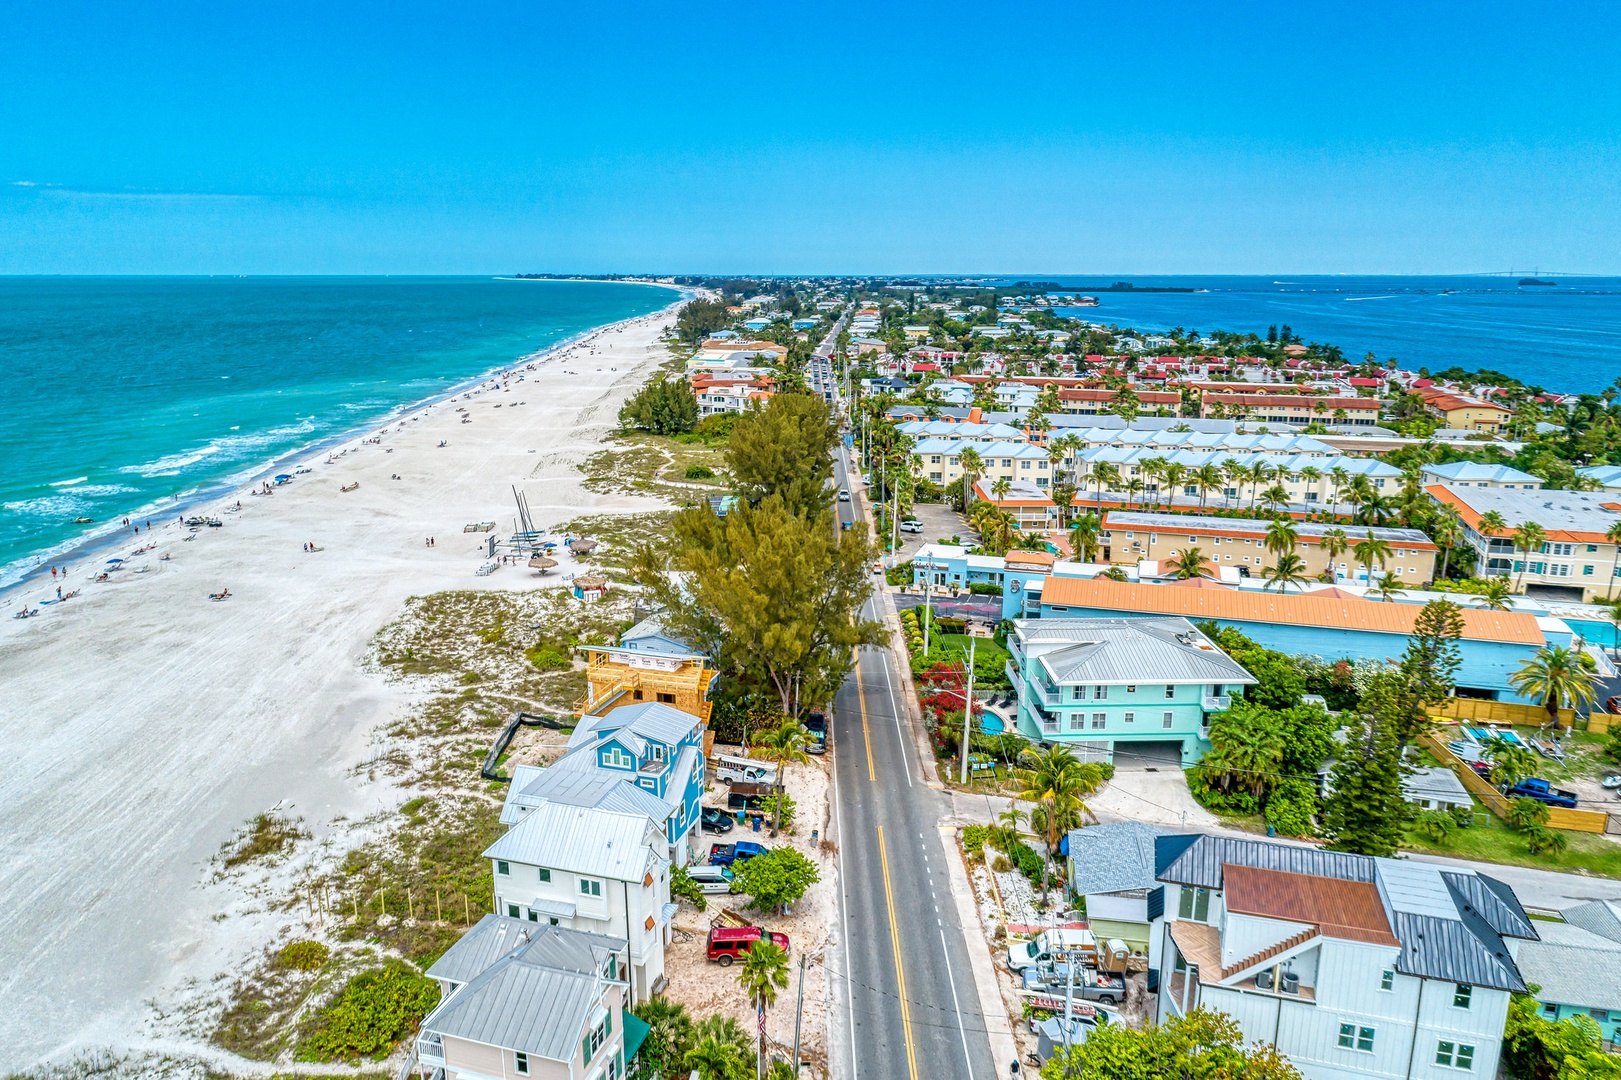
[0,306,680,1070]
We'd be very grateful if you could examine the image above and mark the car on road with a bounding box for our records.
[700,806,735,834]
[709,840,770,867]
[707,925,790,965]
[803,712,827,754]
[838,489,850,501]
[899,518,924,533]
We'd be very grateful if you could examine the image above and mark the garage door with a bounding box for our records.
[1112,740,1184,770]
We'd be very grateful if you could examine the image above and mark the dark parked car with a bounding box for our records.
[700,806,735,834]
[709,841,770,867]
[804,712,827,754]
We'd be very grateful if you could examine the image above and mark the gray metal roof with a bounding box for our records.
[425,957,605,1061]
[1435,484,1621,536]
[427,915,623,987]
[501,746,677,828]
[1563,899,1621,944]
[1421,461,1541,485]
[1066,822,1169,895]
[1401,767,1471,804]
[485,802,664,882]
[1513,922,1621,1010]
[1014,617,1256,687]
[1156,834,1534,992]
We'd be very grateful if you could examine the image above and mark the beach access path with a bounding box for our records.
[0,303,681,1070]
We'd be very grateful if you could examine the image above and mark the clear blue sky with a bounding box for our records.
[3,1,1618,275]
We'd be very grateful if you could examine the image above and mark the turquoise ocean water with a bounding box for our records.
[0,276,676,586]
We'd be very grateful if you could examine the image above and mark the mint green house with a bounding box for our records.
[1009,617,1254,765]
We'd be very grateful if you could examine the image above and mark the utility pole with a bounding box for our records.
[791,951,808,1078]
[960,632,976,785]
[891,483,900,556]
[1062,948,1077,1050]
[922,565,933,656]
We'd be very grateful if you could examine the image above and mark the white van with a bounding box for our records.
[715,755,779,785]
[686,865,736,895]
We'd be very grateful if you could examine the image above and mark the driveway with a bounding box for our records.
[885,499,972,562]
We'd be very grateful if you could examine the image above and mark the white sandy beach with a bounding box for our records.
[0,302,683,1071]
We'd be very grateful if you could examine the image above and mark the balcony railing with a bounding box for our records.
[1202,695,1231,713]
[417,1037,446,1065]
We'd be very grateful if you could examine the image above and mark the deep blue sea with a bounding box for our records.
[0,276,676,585]
[1031,275,1621,395]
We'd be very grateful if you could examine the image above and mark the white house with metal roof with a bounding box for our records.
[1154,833,1537,1080]
[1065,821,1168,964]
[417,915,647,1080]
[1007,617,1256,765]
[485,803,673,1003]
[1419,462,1543,490]
[1577,465,1621,492]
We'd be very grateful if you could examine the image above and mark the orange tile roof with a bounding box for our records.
[1006,550,1057,569]
[1224,864,1398,945]
[1038,574,1545,645]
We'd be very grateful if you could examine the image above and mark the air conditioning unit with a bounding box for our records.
[1281,971,1301,995]
[1255,970,1275,990]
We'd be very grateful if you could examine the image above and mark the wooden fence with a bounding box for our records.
[1418,732,1613,834]
[1429,697,1573,729]
[1587,712,1614,735]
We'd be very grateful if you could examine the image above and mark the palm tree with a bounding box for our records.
[1328,465,1350,511]
[1431,510,1462,584]
[1265,517,1299,558]
[1509,645,1599,728]
[1297,465,1323,506]
[1202,715,1284,799]
[991,475,1012,503]
[1513,521,1546,595]
[1014,745,1104,895]
[1068,512,1102,563]
[1162,462,1188,509]
[1221,460,1246,509]
[1320,526,1350,581]
[685,1016,751,1080]
[1194,463,1223,509]
[1478,576,1514,611]
[1165,546,1212,579]
[1092,461,1121,510]
[1124,476,1145,508]
[1262,551,1309,592]
[958,446,984,509]
[1484,738,1540,791]
[1260,483,1291,516]
[1369,572,1406,602]
[1606,521,1621,600]
[1353,529,1392,586]
[750,719,811,836]
[738,940,790,1075]
[1246,462,1273,513]
[1140,457,1168,508]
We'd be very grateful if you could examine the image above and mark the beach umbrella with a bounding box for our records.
[529,556,557,571]
[106,557,123,563]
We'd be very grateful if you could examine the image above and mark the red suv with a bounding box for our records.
[706,926,790,966]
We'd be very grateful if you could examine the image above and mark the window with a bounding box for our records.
[516,1052,530,1075]
[1163,711,1174,728]
[527,909,539,922]
[1453,984,1473,1008]
[1178,886,1211,922]
[1338,1024,1375,1052]
[1584,565,1595,576]
[1067,712,1085,732]
[605,748,634,769]
[1165,685,1176,699]
[538,867,551,882]
[497,860,510,876]
[1124,711,1135,724]
[1093,685,1109,700]
[1435,1042,1475,1070]
[1380,970,1394,991]
[1091,713,1106,730]
[583,1011,610,1061]
[507,903,521,918]
[1126,684,1136,693]
[1543,1003,1559,1018]
[1591,1009,1611,1022]
[580,877,603,897]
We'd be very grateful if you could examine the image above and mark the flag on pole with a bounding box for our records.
[758,1003,766,1036]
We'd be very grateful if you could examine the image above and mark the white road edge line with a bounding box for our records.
[937,921,976,1080]
[833,722,858,1080]
[877,627,912,787]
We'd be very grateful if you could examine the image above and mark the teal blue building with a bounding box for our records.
[1512,900,1621,1049]
[1009,616,1255,765]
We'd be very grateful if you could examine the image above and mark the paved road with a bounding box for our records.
[828,448,1001,1080]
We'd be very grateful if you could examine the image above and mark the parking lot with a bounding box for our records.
[885,498,973,562]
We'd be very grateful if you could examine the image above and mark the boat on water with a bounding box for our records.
[71,516,94,524]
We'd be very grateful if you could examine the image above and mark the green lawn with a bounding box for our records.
[1402,812,1621,878]
[914,632,1011,688]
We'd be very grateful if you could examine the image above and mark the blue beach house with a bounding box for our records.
[1008,616,1255,765]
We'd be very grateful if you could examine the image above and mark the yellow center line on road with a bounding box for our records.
[877,825,920,1080]
[856,663,876,782]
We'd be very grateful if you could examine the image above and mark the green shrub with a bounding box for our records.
[759,790,796,829]
[1006,839,1046,882]
[961,825,990,854]
[1264,778,1319,838]
[968,582,1003,596]
[669,865,708,911]
[1413,809,1457,843]
[297,961,439,1062]
[275,940,330,972]
[684,465,715,480]
[1187,767,1260,816]
[526,644,571,671]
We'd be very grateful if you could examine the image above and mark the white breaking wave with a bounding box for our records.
[118,419,318,478]
[49,476,89,487]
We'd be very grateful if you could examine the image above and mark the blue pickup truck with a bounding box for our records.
[1506,778,1579,808]
[708,841,770,867]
